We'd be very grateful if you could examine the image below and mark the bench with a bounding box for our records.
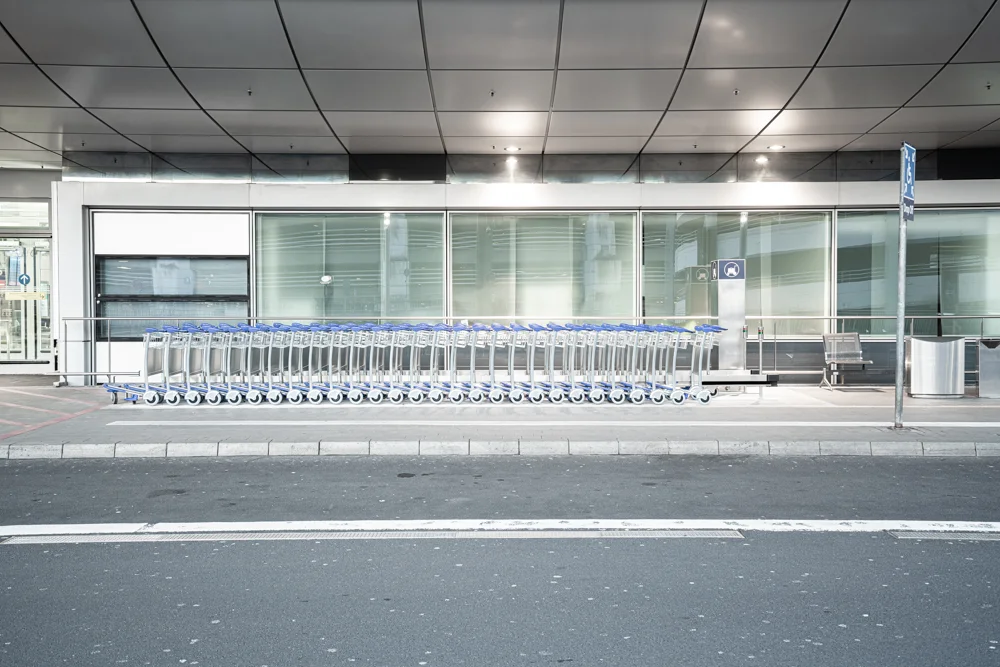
[820,332,873,389]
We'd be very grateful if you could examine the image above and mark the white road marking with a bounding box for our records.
[106,419,1000,428]
[2,519,1000,538]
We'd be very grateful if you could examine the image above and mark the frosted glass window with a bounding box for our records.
[451,212,635,320]
[97,258,247,296]
[0,201,48,229]
[256,213,444,320]
[97,301,249,340]
[642,211,831,335]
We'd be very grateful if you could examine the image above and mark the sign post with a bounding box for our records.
[894,143,916,429]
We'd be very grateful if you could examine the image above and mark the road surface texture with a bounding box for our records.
[1,456,999,666]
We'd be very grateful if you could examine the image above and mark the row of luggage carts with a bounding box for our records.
[105,321,725,407]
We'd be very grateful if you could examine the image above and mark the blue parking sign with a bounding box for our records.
[900,143,915,221]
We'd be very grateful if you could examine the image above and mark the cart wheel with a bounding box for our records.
[629,389,646,405]
[109,392,119,405]
[447,388,464,403]
[588,389,605,404]
[288,391,304,405]
[247,390,264,405]
[548,388,565,404]
[307,389,323,404]
[509,389,526,404]
[469,388,486,404]
[696,389,712,405]
[226,391,244,405]
[368,388,384,404]
[347,389,365,404]
[185,391,203,406]
[428,389,445,404]
[608,389,626,405]
[327,390,344,404]
[649,389,666,405]
[408,389,425,404]
[528,388,545,404]
[388,389,405,404]
[266,390,283,404]
[488,389,505,403]
[568,388,586,404]
[164,391,182,406]
[710,388,719,397]
[669,390,686,405]
[206,391,223,406]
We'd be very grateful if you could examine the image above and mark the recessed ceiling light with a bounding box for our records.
[755,155,769,165]
[504,146,521,152]
[767,145,784,151]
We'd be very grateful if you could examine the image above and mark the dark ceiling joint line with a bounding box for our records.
[416,0,454,179]
[536,0,567,181]
[0,18,193,176]
[702,0,854,183]
[620,0,709,179]
[128,0,282,177]
[272,0,369,180]
[0,127,104,174]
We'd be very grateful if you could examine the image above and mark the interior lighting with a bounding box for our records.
[505,156,518,167]
[383,212,391,226]
[504,146,521,152]
[755,155,769,165]
[320,275,333,285]
[767,145,784,151]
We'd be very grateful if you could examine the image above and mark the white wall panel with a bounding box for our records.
[446,183,641,210]
[81,182,251,208]
[95,342,144,384]
[93,211,250,256]
[641,182,840,209]
[0,169,59,199]
[249,183,447,210]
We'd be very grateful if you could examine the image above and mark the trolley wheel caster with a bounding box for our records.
[307,389,324,404]
[488,389,505,403]
[145,391,162,405]
[408,389,425,404]
[629,389,646,405]
[327,390,344,404]
[226,391,243,405]
[588,389,605,404]
[710,388,719,397]
[528,388,545,404]
[448,388,465,403]
[649,389,666,405]
[509,388,526,404]
[669,390,686,405]
[206,391,223,406]
[428,389,445,404]
[164,391,182,406]
[549,388,565,404]
[696,389,713,405]
[287,391,304,405]
[266,390,283,404]
[109,392,119,405]
[608,389,626,405]
[347,389,365,404]
[185,391,202,406]
[568,388,586,404]
[247,390,264,405]
[468,389,486,404]
[368,388,384,404]
[388,389,405,405]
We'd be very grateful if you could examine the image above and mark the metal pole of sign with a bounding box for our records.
[894,143,915,429]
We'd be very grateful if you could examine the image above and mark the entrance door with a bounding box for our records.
[0,237,52,362]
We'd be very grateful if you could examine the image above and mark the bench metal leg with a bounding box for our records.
[820,364,834,390]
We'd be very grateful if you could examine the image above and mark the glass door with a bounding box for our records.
[0,237,52,362]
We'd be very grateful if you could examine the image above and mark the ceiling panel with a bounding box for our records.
[820,0,993,66]
[908,63,1000,107]
[0,64,75,107]
[688,0,847,68]
[743,134,861,152]
[0,132,52,151]
[657,110,778,136]
[129,134,245,153]
[324,111,440,137]
[0,149,61,164]
[92,109,224,135]
[444,136,545,153]
[0,0,163,66]
[438,111,548,137]
[19,132,144,152]
[176,69,314,111]
[955,5,1000,62]
[432,70,552,112]
[233,135,346,154]
[844,132,969,150]
[550,111,660,136]
[872,105,1000,133]
[554,70,680,111]
[947,131,1000,147]
[645,135,752,153]
[339,136,444,153]
[559,0,702,68]
[672,68,808,111]
[544,136,646,153]
[306,70,433,111]
[422,0,560,69]
[210,110,330,136]
[0,106,114,133]
[42,66,195,109]
[135,0,294,68]
[280,0,425,69]
[764,108,895,135]
[0,28,28,64]
[790,65,938,109]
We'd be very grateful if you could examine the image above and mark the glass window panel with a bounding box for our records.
[97,257,248,296]
[96,300,249,339]
[451,212,635,320]
[642,211,831,335]
[255,213,444,321]
[0,237,51,360]
[837,209,1000,336]
[0,201,48,229]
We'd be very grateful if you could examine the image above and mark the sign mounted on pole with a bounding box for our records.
[900,143,916,222]
[894,143,915,429]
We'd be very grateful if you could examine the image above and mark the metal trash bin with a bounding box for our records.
[980,340,1000,399]
[906,336,965,398]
